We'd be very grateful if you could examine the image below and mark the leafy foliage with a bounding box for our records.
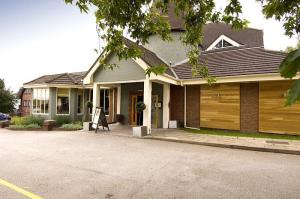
[54,115,71,127]
[0,79,16,113]
[11,116,44,126]
[60,122,83,130]
[66,0,300,104]
[10,124,41,129]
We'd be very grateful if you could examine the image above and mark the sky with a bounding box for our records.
[0,0,298,92]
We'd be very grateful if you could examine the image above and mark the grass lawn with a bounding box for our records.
[183,128,300,141]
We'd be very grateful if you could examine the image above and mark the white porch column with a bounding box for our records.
[163,84,170,128]
[117,85,121,114]
[143,78,152,134]
[92,83,100,114]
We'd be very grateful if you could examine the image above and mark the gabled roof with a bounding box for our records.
[17,87,25,99]
[123,37,176,78]
[172,47,287,79]
[203,23,264,50]
[24,71,86,86]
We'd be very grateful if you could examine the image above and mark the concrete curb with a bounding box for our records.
[144,136,300,155]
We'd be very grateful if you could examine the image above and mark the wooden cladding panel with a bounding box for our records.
[259,81,300,135]
[200,83,240,130]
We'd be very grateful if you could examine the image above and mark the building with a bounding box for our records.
[22,72,94,121]
[17,87,32,116]
[23,18,300,135]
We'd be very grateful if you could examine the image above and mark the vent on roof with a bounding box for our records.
[206,34,240,51]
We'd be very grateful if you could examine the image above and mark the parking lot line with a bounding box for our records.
[0,178,43,199]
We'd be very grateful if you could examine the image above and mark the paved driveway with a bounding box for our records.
[0,129,299,199]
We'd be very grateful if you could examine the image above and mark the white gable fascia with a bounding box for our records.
[133,58,179,85]
[206,34,241,51]
[83,50,111,85]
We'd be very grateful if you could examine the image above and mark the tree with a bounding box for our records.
[0,79,16,113]
[65,0,300,104]
[285,37,300,53]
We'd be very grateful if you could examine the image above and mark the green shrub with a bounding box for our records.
[60,122,83,130]
[11,116,24,125]
[54,115,71,127]
[10,124,41,129]
[10,116,44,126]
[22,116,44,126]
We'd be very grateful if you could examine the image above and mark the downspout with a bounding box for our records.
[184,85,186,128]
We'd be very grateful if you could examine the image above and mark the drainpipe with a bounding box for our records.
[184,85,186,128]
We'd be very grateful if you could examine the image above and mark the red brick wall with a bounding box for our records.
[20,89,32,116]
[170,85,184,127]
[240,83,259,132]
[186,85,200,128]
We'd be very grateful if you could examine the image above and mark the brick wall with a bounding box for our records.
[240,83,259,132]
[186,85,200,128]
[170,85,184,127]
[20,89,32,116]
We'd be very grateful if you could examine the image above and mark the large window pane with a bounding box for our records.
[32,88,49,114]
[89,90,93,114]
[100,89,110,115]
[57,88,70,114]
[77,89,83,114]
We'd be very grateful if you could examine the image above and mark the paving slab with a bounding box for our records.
[146,129,300,155]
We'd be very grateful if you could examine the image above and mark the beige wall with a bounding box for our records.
[143,32,189,64]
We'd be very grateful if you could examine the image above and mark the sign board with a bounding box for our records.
[92,107,109,133]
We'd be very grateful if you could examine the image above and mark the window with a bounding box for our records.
[214,39,233,49]
[88,89,93,114]
[24,89,31,94]
[57,88,70,114]
[32,88,49,114]
[77,89,84,114]
[100,89,109,115]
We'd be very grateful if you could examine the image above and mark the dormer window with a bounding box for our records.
[214,39,233,49]
[206,35,240,51]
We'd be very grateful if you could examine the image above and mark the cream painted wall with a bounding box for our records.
[143,32,189,65]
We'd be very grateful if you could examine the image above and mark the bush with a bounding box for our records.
[60,122,82,130]
[11,116,44,126]
[54,115,71,127]
[22,116,44,126]
[11,116,24,125]
[10,124,41,129]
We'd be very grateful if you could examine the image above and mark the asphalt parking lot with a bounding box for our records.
[0,129,299,199]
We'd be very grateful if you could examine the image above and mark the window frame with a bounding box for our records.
[100,88,110,116]
[77,89,84,115]
[32,88,50,115]
[56,88,71,115]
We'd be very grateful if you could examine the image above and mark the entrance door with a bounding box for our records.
[151,95,159,128]
[131,94,143,126]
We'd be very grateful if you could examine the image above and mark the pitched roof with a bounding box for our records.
[24,71,86,86]
[17,87,25,99]
[172,47,286,79]
[202,23,264,49]
[123,37,176,78]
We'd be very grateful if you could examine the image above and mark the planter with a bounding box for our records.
[116,114,125,125]
[0,120,9,128]
[132,126,147,137]
[52,128,83,131]
[169,120,177,129]
[83,122,93,131]
[7,127,43,131]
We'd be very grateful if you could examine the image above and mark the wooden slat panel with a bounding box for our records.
[200,83,240,130]
[259,81,300,135]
